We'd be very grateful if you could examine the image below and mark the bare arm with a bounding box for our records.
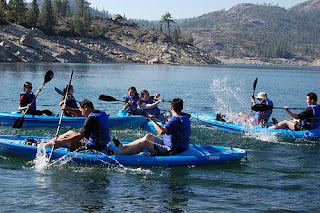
[149,115,167,135]
[285,107,299,119]
[62,104,82,117]
[145,99,163,109]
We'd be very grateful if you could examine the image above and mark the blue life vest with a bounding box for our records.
[302,105,320,129]
[253,98,273,124]
[20,92,36,113]
[66,96,78,108]
[163,115,191,155]
[123,94,139,110]
[85,111,110,147]
[140,96,160,115]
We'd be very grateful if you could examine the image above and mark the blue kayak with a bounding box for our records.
[191,113,320,140]
[0,135,247,167]
[0,111,148,129]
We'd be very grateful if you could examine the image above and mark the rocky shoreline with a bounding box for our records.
[217,56,320,67]
[0,23,220,65]
[1,23,319,66]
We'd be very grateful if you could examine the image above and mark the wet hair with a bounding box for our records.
[80,99,94,109]
[23,82,32,92]
[63,84,73,94]
[171,98,183,112]
[307,92,318,103]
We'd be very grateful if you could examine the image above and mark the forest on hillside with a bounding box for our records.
[134,3,320,59]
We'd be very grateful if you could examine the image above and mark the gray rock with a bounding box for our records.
[19,35,39,49]
[112,14,123,21]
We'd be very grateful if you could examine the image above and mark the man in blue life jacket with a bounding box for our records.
[269,92,320,131]
[112,98,191,156]
[44,99,110,151]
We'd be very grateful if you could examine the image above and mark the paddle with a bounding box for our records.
[98,95,121,102]
[99,94,191,118]
[12,70,54,128]
[55,87,80,103]
[252,77,258,99]
[252,104,305,111]
[48,71,74,162]
[273,107,304,110]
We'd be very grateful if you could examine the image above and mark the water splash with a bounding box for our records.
[243,130,279,143]
[33,142,49,173]
[210,76,248,119]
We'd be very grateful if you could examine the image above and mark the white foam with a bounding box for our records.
[33,142,49,173]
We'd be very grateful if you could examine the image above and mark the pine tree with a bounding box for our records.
[160,12,175,36]
[6,0,26,25]
[72,0,91,36]
[61,0,72,17]
[38,0,56,34]
[25,0,39,27]
[0,0,7,24]
[53,0,62,18]
[76,0,90,18]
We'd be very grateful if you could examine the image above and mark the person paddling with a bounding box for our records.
[112,98,190,156]
[59,84,82,117]
[122,86,143,115]
[269,92,320,131]
[18,82,56,116]
[44,99,110,151]
[226,92,273,126]
[138,89,168,122]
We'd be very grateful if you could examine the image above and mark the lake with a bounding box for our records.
[0,63,320,212]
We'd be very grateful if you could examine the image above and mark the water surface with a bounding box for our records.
[0,63,320,212]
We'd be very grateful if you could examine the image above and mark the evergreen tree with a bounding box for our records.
[72,0,91,36]
[53,0,62,18]
[172,27,181,44]
[7,0,26,25]
[38,0,56,34]
[160,12,175,36]
[0,0,7,24]
[61,0,72,17]
[76,0,90,18]
[25,0,39,27]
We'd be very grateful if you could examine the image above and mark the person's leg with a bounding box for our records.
[269,119,295,130]
[114,134,158,155]
[44,130,79,149]
[226,112,250,123]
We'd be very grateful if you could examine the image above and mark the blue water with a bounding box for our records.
[1,63,320,212]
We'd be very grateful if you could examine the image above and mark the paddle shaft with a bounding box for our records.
[56,71,74,137]
[273,107,305,110]
[48,71,74,162]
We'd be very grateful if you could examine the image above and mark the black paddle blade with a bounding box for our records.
[55,87,65,96]
[12,116,24,128]
[44,70,54,84]
[98,95,120,102]
[253,77,258,91]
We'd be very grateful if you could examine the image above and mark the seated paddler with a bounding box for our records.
[44,99,110,151]
[112,98,191,156]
